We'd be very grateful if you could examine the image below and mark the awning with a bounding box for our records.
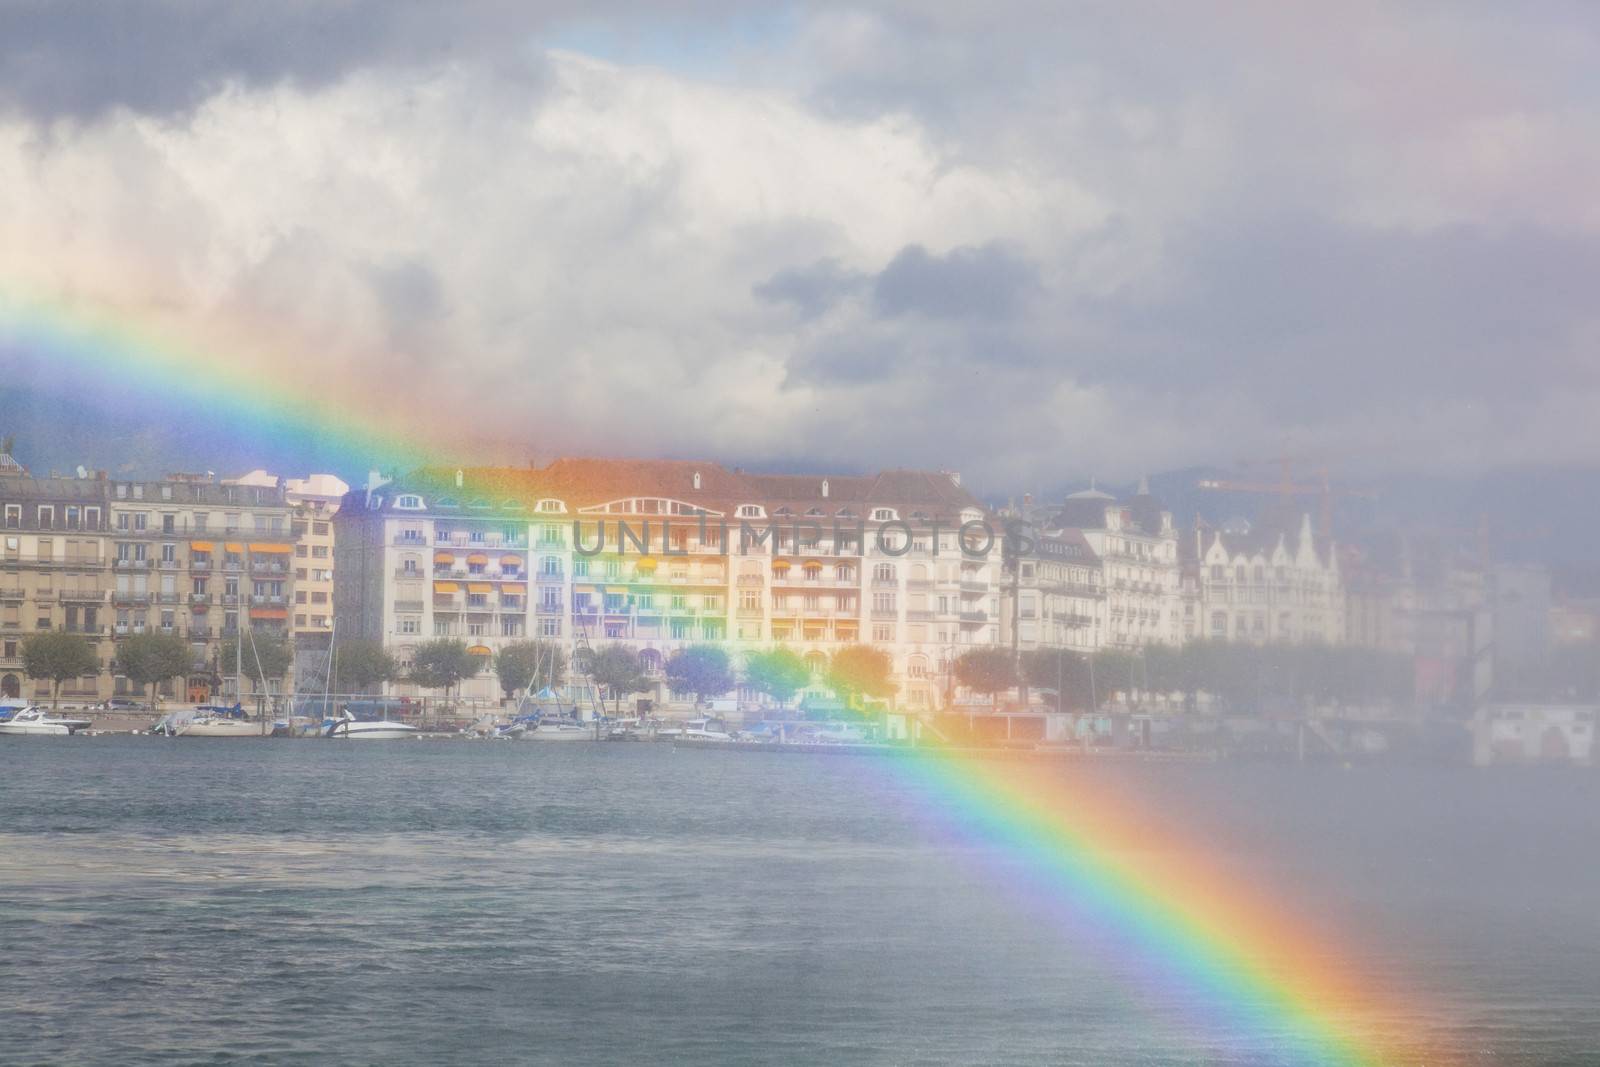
[434,581,460,594]
[466,644,492,656]
[636,556,657,570]
[250,607,287,619]
[500,554,523,566]
[502,583,527,594]
[250,543,291,554]
[225,542,244,553]
[606,586,629,594]
[467,553,489,565]
[467,583,492,594]
[189,541,214,552]
[771,559,791,570]
[191,602,208,613]
[434,551,455,564]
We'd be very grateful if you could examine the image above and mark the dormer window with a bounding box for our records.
[821,479,829,498]
[692,472,702,490]
[536,499,565,514]
[871,508,895,522]
[396,494,424,510]
[737,505,763,519]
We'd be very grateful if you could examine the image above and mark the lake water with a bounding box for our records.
[1,738,1597,1065]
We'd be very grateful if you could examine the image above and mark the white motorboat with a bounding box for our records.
[323,710,419,740]
[679,717,734,742]
[0,705,92,735]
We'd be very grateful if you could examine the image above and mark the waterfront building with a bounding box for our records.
[0,458,113,703]
[334,459,1001,708]
[1048,479,1183,648]
[996,526,1106,655]
[1188,513,1344,645]
[107,474,296,701]
[230,470,348,635]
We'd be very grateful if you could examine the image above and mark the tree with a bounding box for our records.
[826,644,895,710]
[588,644,648,714]
[219,630,295,695]
[334,639,398,695]
[954,647,1017,709]
[665,645,734,706]
[409,639,481,703]
[21,631,99,708]
[742,647,811,709]
[493,640,566,699]
[115,633,192,709]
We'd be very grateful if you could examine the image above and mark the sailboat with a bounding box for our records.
[157,625,267,737]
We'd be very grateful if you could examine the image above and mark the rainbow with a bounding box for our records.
[3,292,1437,1063]
[882,751,1435,1065]
[0,287,452,470]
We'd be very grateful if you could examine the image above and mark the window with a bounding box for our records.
[873,562,895,582]
[873,592,896,613]
[873,623,894,642]
[38,505,54,529]
[737,505,762,518]
[540,617,561,637]
[396,495,423,510]
[872,508,895,521]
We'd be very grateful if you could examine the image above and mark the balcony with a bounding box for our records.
[156,592,181,605]
[58,590,106,602]
[248,594,285,606]
[536,602,563,615]
[250,562,287,574]
[393,599,425,613]
[906,610,936,621]
[392,534,430,547]
[190,560,210,571]
[114,558,152,570]
[906,579,934,591]
[959,580,987,594]
[959,611,988,624]
[736,606,763,618]
[189,593,211,605]
[221,594,240,605]
[0,587,22,600]
[112,591,151,606]
[736,575,764,587]
[395,568,427,581]
[536,571,565,583]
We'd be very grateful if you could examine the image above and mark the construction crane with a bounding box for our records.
[1196,456,1377,540]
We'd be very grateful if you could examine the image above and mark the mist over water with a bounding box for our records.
[1,739,1595,1065]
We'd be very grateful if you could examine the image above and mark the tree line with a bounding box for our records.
[952,639,1416,713]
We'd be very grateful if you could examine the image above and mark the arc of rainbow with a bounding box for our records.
[2,294,1438,1064]
[1,290,440,470]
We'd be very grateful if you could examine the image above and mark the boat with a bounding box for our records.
[523,716,595,741]
[181,704,261,737]
[322,709,420,740]
[678,717,735,742]
[0,705,92,735]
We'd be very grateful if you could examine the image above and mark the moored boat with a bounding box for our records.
[0,705,92,735]
[323,709,420,740]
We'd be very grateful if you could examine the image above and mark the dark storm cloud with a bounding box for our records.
[0,0,560,120]
[1071,215,1600,417]
[752,257,867,317]
[872,243,1038,319]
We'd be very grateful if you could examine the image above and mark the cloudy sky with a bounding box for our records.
[2,1,1598,490]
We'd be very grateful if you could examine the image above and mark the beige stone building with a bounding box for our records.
[0,460,113,703]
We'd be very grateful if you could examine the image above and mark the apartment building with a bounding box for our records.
[997,527,1107,655]
[1050,480,1183,647]
[107,475,296,700]
[0,463,113,703]
[335,459,1002,709]
[1189,513,1344,645]
[231,470,348,635]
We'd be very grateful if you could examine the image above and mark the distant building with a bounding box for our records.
[230,470,349,637]
[1473,704,1595,767]
[1047,478,1183,648]
[0,459,113,704]
[109,474,295,701]
[1189,513,1343,645]
[335,459,1002,708]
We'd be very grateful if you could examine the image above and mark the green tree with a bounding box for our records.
[115,632,192,709]
[826,644,895,710]
[742,647,812,709]
[955,647,1017,709]
[21,631,100,708]
[333,639,398,695]
[493,640,567,699]
[665,644,734,705]
[409,639,481,703]
[219,630,295,695]
[588,644,648,714]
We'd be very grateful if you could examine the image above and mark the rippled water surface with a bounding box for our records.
[2,738,1597,1065]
